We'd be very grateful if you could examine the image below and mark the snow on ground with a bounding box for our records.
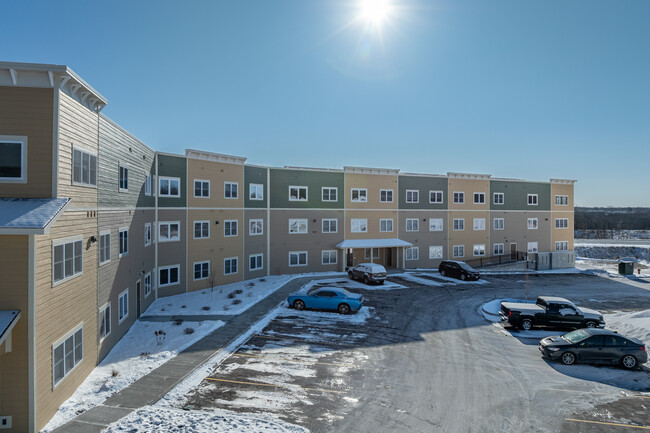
[42,319,225,432]
[103,406,309,433]
[393,272,443,286]
[298,277,406,292]
[576,257,650,278]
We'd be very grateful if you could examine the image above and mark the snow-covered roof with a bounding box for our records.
[336,238,413,249]
[0,310,20,348]
[0,198,69,234]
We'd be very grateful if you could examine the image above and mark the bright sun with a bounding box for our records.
[358,0,393,27]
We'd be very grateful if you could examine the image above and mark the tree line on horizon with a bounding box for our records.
[575,207,650,231]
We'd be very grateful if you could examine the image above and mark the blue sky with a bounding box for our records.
[4,1,649,206]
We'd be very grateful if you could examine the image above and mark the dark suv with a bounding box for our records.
[438,260,480,281]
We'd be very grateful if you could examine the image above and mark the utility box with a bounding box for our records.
[536,252,551,270]
[618,261,634,275]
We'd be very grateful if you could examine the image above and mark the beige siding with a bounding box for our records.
[448,177,491,211]
[345,210,399,239]
[448,210,490,259]
[551,183,574,211]
[187,158,245,209]
[344,173,399,210]
[551,211,574,251]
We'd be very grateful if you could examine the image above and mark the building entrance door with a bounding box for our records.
[346,249,354,268]
[386,248,392,267]
[510,243,517,260]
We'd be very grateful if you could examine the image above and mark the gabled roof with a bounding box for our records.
[0,198,69,235]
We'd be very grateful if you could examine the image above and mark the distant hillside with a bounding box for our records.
[575,207,650,231]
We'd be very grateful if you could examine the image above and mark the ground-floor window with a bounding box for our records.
[429,246,443,259]
[225,257,238,275]
[159,265,180,287]
[493,243,504,256]
[527,242,539,253]
[250,254,263,271]
[194,261,209,280]
[555,241,569,251]
[453,245,464,258]
[289,251,307,267]
[99,303,110,340]
[322,250,337,265]
[53,324,83,387]
[473,244,486,256]
[118,290,129,323]
[365,248,379,259]
[406,247,419,260]
[144,272,152,297]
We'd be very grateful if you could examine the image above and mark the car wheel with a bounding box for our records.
[294,300,305,311]
[379,280,385,285]
[520,318,533,331]
[348,272,354,280]
[561,352,576,365]
[460,273,467,281]
[440,270,446,277]
[621,355,637,369]
[363,275,369,284]
[584,321,597,328]
[338,303,351,314]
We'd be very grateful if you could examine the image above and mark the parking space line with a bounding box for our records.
[565,418,650,430]
[203,377,347,394]
[541,388,650,399]
[232,352,356,367]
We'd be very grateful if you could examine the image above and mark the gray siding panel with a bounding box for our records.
[270,168,344,209]
[158,154,187,208]
[490,180,551,211]
[244,209,267,279]
[244,166,268,209]
[398,175,448,210]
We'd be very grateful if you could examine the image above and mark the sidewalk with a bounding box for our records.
[51,276,326,433]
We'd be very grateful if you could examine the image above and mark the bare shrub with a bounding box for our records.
[173,319,183,326]
[201,306,211,311]
[111,369,119,377]
[184,327,195,335]
[232,299,242,305]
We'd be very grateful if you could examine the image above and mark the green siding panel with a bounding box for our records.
[398,175,448,209]
[244,166,268,208]
[490,180,550,210]
[270,169,344,209]
[157,154,187,207]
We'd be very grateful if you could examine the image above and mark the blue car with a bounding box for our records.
[287,287,363,314]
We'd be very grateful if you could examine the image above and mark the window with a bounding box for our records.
[194,221,210,239]
[493,193,504,205]
[365,248,379,259]
[380,189,393,202]
[159,222,180,242]
[194,180,210,198]
[351,188,367,202]
[144,223,152,247]
[224,220,238,237]
[555,195,569,206]
[322,218,337,233]
[453,218,464,231]
[406,247,419,260]
[53,237,83,284]
[99,303,111,340]
[159,177,180,197]
[429,246,443,259]
[159,265,180,287]
[289,251,308,267]
[453,245,465,258]
[224,182,238,199]
[406,218,419,232]
[224,257,238,275]
[453,192,464,204]
[380,218,393,232]
[527,194,538,205]
[118,289,128,323]
[473,192,485,204]
[250,183,264,200]
[473,244,486,256]
[144,272,152,297]
[322,187,337,202]
[249,219,263,235]
[250,254,263,271]
[0,136,27,182]
[289,186,308,201]
[72,148,97,186]
[527,242,539,253]
[473,218,486,231]
[429,191,443,204]
[555,218,569,229]
[99,231,110,264]
[52,325,83,387]
[406,190,419,203]
[194,261,209,280]
[322,250,337,265]
[429,218,443,231]
[118,165,128,191]
[289,218,308,234]
[527,218,538,230]
[145,174,151,196]
[119,229,128,257]
[493,243,504,255]
[555,241,569,251]
[493,218,504,230]
[351,219,368,233]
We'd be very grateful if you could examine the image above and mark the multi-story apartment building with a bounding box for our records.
[0,61,575,432]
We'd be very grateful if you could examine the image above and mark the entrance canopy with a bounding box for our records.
[0,310,20,349]
[335,238,413,249]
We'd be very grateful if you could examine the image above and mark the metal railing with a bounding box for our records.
[464,251,529,268]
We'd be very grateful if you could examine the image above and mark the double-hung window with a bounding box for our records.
[289,186,308,201]
[493,243,504,255]
[322,187,337,202]
[119,229,128,257]
[555,218,569,229]
[555,241,569,251]
[493,218,504,230]
[144,223,152,247]
[351,219,368,233]
[118,289,129,323]
[249,219,263,235]
[453,218,464,231]
[493,193,504,205]
[99,303,111,340]
[406,247,419,260]
[159,222,180,242]
[194,221,209,239]
[527,194,538,205]
[289,218,308,234]
[429,218,443,231]
[99,231,111,264]
[351,188,367,202]
[453,192,464,204]
[194,180,210,198]
[250,183,264,200]
[159,265,180,287]
[194,261,210,280]
[527,218,538,230]
[555,195,569,206]
[289,251,308,267]
[429,246,443,259]
[365,248,379,259]
[118,165,128,191]
[473,218,486,231]
[473,244,486,256]
[406,218,419,232]
[322,250,337,265]
[224,182,238,199]
[406,190,419,203]
[72,148,97,186]
[380,218,393,232]
[144,272,152,297]
[429,190,443,203]
[0,136,27,182]
[52,325,83,387]
[159,177,180,197]
[473,192,485,204]
[322,218,337,233]
[250,254,263,271]
[380,189,393,202]
[224,220,238,237]
[453,245,465,258]
[53,237,83,284]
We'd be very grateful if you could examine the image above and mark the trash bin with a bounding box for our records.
[618,261,634,275]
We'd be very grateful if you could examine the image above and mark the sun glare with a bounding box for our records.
[358,0,393,27]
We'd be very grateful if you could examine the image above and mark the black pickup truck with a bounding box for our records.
[500,296,605,331]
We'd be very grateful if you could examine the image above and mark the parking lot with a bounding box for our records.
[182,272,650,432]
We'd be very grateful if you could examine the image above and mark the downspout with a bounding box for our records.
[154,153,159,299]
[266,168,270,277]
[28,234,36,433]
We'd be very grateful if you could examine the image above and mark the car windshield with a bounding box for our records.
[562,329,590,344]
[458,262,476,272]
[311,287,352,297]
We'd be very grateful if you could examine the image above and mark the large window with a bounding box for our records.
[144,223,152,247]
[493,218,504,230]
[99,303,111,340]
[159,177,180,197]
[159,222,180,242]
[224,257,238,275]
[406,190,419,203]
[194,221,209,239]
[555,195,569,206]
[527,194,538,205]
[289,218,308,234]
[194,180,210,198]
[473,218,485,231]
[493,243,504,255]
[365,248,379,259]
[406,247,419,260]
[52,325,83,387]
[351,188,367,202]
[289,186,308,201]
[0,137,26,182]
[527,218,538,230]
[250,184,264,200]
[429,246,443,259]
[72,148,97,186]
[453,192,465,204]
[473,244,486,256]
[351,218,368,233]
[224,182,238,199]
[380,218,393,232]
[555,241,569,251]
[453,218,464,231]
[118,165,128,191]
[159,265,180,287]
[224,220,238,237]
[322,187,337,202]
[322,218,337,233]
[429,218,443,231]
[53,237,83,284]
[249,219,263,235]
[493,193,504,205]
[555,218,569,229]
[429,191,443,204]
[194,261,209,280]
[289,251,308,267]
[118,289,129,323]
[322,250,337,265]
[473,192,485,204]
[406,218,419,232]
[453,245,465,258]
[99,231,110,264]
[250,254,263,271]
[380,189,393,202]
[119,229,128,257]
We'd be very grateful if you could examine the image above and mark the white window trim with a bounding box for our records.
[555,241,569,251]
[144,223,152,247]
[452,245,465,258]
[144,272,152,298]
[289,251,308,267]
[51,322,83,389]
[159,176,181,198]
[118,163,129,193]
[527,194,539,206]
[0,135,27,183]
[193,220,210,239]
[321,250,338,265]
[527,242,539,253]
[158,264,181,287]
[493,192,504,205]
[453,218,465,231]
[429,190,443,204]
[288,218,308,234]
[145,173,152,196]
[194,179,210,198]
[365,248,379,260]
[429,218,443,232]
[380,189,394,203]
[494,243,505,256]
[118,289,129,324]
[99,229,111,265]
[249,253,264,271]
[405,189,419,203]
[351,218,368,233]
[250,183,264,200]
[473,244,486,257]
[321,187,337,202]
[322,218,338,233]
[159,221,181,242]
[71,146,97,188]
[555,218,569,229]
[406,246,419,260]
[555,195,569,206]
[52,235,84,286]
[118,228,129,258]
[405,218,419,232]
[527,218,539,230]
[380,218,394,232]
[249,219,264,236]
[224,220,238,237]
[289,185,308,201]
[99,302,111,341]
[493,218,504,230]
[350,188,368,202]
[224,257,239,275]
[473,192,486,204]
[224,181,239,199]
[473,218,486,231]
[453,191,465,204]
[193,260,210,281]
[429,246,443,259]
